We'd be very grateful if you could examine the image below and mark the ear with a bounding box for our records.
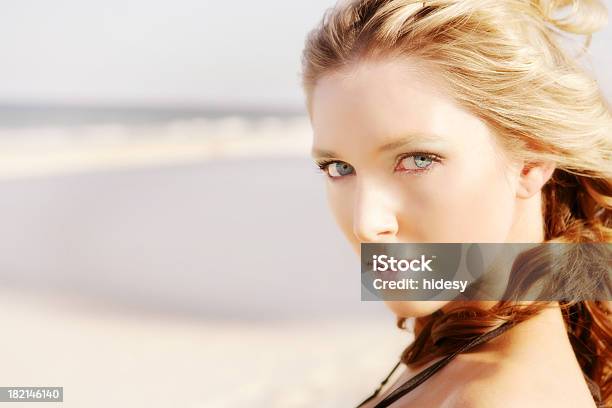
[516,160,556,199]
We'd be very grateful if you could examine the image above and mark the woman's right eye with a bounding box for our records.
[317,161,355,178]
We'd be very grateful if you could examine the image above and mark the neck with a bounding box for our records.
[437,300,574,360]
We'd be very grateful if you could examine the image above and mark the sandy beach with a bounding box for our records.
[0,127,414,407]
[0,288,411,408]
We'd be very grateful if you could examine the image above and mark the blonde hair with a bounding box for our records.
[300,0,612,405]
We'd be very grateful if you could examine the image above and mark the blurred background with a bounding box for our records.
[0,1,610,407]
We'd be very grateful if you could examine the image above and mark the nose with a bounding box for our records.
[352,180,399,243]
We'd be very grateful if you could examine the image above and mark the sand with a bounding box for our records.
[0,288,412,408]
[0,129,415,407]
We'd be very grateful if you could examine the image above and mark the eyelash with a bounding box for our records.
[315,152,442,179]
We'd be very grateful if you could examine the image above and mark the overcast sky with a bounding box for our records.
[0,0,610,111]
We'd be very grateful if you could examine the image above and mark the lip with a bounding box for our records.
[378,268,399,280]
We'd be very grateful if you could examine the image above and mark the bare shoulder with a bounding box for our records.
[438,359,597,408]
[442,383,557,408]
[443,384,596,408]
[385,357,597,408]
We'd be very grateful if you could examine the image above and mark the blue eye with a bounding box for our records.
[328,162,354,178]
[397,154,436,171]
[315,152,440,180]
[316,161,354,178]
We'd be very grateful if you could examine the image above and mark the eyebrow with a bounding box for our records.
[311,132,443,159]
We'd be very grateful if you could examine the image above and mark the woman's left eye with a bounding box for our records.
[396,153,437,172]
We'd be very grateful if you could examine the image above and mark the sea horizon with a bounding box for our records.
[0,102,308,129]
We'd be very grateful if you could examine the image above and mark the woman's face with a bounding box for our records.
[309,58,525,317]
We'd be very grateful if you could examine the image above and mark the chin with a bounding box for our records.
[384,300,450,318]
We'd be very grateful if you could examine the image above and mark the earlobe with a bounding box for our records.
[516,161,556,199]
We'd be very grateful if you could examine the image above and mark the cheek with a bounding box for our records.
[398,157,516,242]
[325,182,358,247]
[446,172,514,241]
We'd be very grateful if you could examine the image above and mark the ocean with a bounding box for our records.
[0,103,306,128]
[0,104,313,179]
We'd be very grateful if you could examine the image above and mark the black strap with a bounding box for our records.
[355,360,402,407]
[356,320,516,408]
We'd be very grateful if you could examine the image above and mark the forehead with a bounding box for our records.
[310,58,462,152]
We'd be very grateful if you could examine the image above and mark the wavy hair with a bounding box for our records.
[300,0,612,405]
